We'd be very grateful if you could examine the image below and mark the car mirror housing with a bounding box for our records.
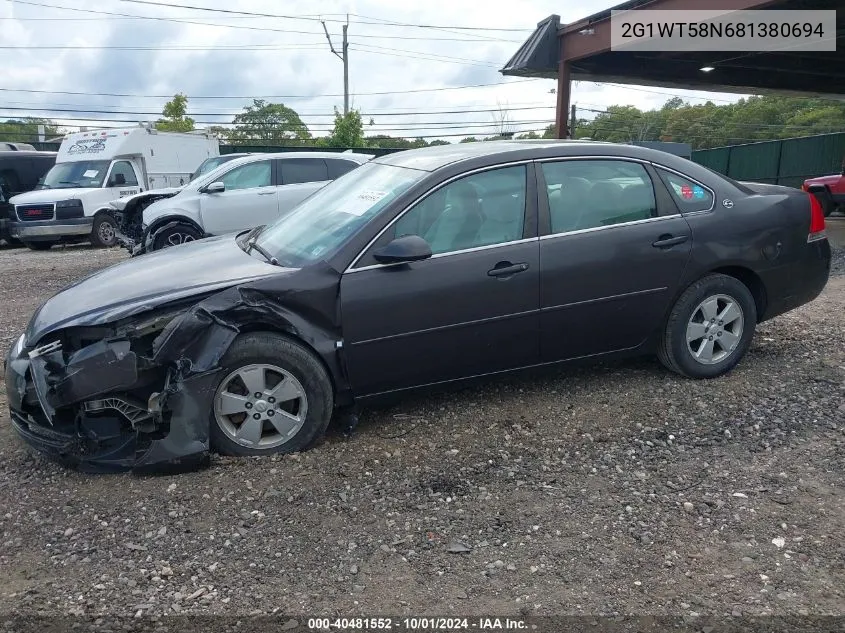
[372,235,432,264]
[203,181,225,194]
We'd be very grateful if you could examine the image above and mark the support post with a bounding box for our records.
[342,21,349,115]
[555,60,571,139]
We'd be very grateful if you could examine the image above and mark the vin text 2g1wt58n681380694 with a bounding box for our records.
[4,140,831,472]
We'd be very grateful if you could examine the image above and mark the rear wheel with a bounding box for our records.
[23,241,55,251]
[91,213,118,247]
[658,274,757,379]
[151,224,201,251]
[209,333,334,457]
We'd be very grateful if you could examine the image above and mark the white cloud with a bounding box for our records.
[1,0,744,139]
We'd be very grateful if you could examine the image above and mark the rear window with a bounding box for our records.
[280,158,328,185]
[326,158,360,180]
[657,168,714,213]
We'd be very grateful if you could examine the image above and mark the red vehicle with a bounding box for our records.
[803,168,845,217]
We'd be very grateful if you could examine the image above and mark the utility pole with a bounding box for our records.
[570,104,577,139]
[322,16,349,114]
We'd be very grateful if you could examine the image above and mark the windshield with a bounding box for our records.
[254,161,425,267]
[40,160,111,189]
[191,156,235,181]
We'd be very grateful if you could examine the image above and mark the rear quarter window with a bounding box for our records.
[656,168,714,213]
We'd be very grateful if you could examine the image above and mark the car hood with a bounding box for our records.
[10,187,97,205]
[25,234,291,346]
[804,174,841,186]
[109,187,182,211]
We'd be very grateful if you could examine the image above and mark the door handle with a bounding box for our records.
[488,262,529,277]
[652,234,689,248]
[257,191,276,196]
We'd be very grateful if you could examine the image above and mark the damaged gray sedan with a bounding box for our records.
[3,141,831,472]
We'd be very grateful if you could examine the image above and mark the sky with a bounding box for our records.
[0,0,746,140]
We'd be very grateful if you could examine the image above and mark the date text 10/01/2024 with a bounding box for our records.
[307,618,528,630]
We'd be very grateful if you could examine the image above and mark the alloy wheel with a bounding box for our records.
[213,363,308,449]
[685,294,744,365]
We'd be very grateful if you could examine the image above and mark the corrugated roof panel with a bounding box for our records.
[500,14,560,78]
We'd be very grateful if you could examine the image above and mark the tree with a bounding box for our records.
[0,118,60,144]
[156,93,195,132]
[324,108,368,148]
[516,131,541,139]
[228,99,310,146]
[459,137,479,143]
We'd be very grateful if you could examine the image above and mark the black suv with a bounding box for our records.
[0,150,57,245]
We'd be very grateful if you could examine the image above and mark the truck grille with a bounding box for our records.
[16,204,56,222]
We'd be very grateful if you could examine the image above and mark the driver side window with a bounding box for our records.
[220,161,272,191]
[392,165,527,255]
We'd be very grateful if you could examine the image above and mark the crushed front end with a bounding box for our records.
[4,306,215,473]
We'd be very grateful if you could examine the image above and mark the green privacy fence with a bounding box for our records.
[692,132,845,188]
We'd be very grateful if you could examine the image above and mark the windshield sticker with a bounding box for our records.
[680,184,694,199]
[345,190,389,216]
[693,185,706,199]
[83,169,100,178]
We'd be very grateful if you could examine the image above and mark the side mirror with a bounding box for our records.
[203,181,225,194]
[372,235,432,264]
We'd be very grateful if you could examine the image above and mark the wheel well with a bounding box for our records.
[148,215,204,237]
[710,266,767,321]
[231,325,340,398]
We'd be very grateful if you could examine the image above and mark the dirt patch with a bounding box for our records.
[0,244,843,624]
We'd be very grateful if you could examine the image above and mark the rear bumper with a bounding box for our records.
[10,218,93,240]
[761,238,831,321]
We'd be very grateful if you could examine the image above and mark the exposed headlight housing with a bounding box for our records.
[10,333,24,360]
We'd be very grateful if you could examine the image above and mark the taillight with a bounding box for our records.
[807,192,826,243]
[801,183,809,192]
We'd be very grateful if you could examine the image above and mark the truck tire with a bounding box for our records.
[24,241,56,251]
[151,224,201,251]
[91,213,118,248]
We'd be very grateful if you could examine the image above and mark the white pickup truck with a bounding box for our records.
[8,125,218,250]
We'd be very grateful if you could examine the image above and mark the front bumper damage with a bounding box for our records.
[5,312,217,473]
[5,261,350,473]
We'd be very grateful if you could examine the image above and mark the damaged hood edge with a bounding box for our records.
[25,235,294,347]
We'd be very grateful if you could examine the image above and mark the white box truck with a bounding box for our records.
[9,125,218,250]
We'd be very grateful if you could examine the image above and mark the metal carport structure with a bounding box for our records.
[501,0,844,138]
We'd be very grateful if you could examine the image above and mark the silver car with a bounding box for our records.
[112,151,373,254]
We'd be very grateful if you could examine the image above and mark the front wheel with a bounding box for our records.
[151,224,201,251]
[209,333,334,457]
[658,274,757,379]
[91,213,119,247]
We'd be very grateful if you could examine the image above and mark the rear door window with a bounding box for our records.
[326,158,360,180]
[540,159,657,234]
[280,158,329,185]
[656,168,714,213]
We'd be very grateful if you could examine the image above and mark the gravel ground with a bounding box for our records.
[0,240,843,629]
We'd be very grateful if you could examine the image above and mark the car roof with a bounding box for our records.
[0,150,57,158]
[372,139,687,172]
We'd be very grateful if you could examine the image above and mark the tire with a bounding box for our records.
[209,332,334,457]
[151,224,201,251]
[91,213,118,248]
[657,274,757,379]
[23,241,55,251]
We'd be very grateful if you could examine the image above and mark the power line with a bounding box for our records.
[0,78,546,100]
[116,0,533,32]
[0,105,555,117]
[1,2,518,42]
[349,44,500,67]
